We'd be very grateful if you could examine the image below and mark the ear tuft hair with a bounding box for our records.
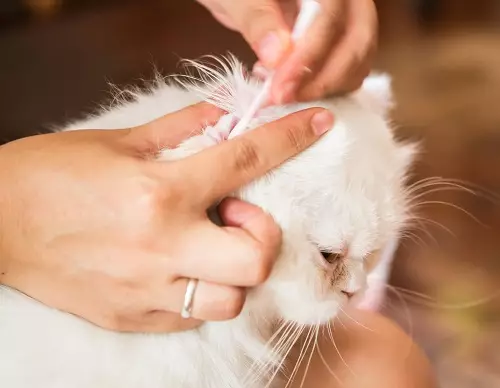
[353,73,394,116]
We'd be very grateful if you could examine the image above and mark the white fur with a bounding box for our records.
[0,56,416,388]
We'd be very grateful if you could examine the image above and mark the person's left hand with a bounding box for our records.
[197,0,378,103]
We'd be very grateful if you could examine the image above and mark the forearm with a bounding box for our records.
[289,309,438,388]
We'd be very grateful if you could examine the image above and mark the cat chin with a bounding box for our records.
[278,300,344,326]
[268,285,347,326]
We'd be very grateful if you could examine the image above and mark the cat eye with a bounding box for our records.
[320,251,344,264]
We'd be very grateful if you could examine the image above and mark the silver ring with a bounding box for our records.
[181,279,198,319]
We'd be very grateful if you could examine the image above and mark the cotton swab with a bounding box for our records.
[227,0,321,139]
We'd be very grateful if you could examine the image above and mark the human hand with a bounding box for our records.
[0,103,333,333]
[197,0,377,102]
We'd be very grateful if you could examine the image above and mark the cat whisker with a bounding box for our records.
[297,324,320,388]
[317,342,343,386]
[413,223,440,246]
[247,322,305,388]
[338,307,375,333]
[399,230,429,251]
[326,320,356,377]
[403,221,439,248]
[383,285,414,341]
[245,320,295,383]
[407,177,500,204]
[284,325,315,388]
[387,285,436,301]
[336,314,347,330]
[263,324,306,388]
[409,200,486,228]
[407,186,475,203]
[408,216,456,239]
[406,178,476,197]
[327,320,335,346]
[385,285,500,310]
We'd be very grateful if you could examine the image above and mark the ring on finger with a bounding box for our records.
[181,278,199,319]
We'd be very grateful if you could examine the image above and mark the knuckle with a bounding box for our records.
[129,175,172,216]
[299,82,328,102]
[231,138,262,174]
[98,312,130,333]
[318,2,346,40]
[153,177,188,211]
[241,3,283,46]
[221,289,245,319]
[321,79,340,98]
[283,122,306,153]
[143,190,164,216]
[315,81,329,98]
[245,3,277,26]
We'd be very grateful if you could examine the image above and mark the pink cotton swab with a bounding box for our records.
[227,0,322,139]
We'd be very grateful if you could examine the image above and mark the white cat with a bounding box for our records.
[0,56,416,388]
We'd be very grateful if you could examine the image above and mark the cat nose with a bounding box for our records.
[342,261,367,298]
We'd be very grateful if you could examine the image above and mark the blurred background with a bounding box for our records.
[1,0,499,386]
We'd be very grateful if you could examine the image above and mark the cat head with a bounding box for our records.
[175,55,417,325]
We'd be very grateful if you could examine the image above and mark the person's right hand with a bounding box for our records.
[0,102,333,333]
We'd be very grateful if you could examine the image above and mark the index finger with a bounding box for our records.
[175,107,334,207]
[271,0,347,103]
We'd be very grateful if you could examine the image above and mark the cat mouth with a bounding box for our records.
[341,291,355,299]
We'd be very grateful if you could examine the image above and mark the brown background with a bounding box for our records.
[1,1,500,386]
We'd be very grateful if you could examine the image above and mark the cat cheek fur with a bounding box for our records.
[0,55,416,388]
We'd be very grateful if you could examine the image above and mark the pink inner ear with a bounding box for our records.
[205,114,239,143]
[226,102,273,138]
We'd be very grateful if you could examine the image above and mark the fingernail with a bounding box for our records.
[258,31,287,67]
[276,81,298,104]
[311,110,334,135]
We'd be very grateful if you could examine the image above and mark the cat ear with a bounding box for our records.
[353,73,394,117]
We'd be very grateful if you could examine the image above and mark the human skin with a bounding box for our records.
[197,0,378,102]
[290,309,438,388]
[0,103,334,333]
